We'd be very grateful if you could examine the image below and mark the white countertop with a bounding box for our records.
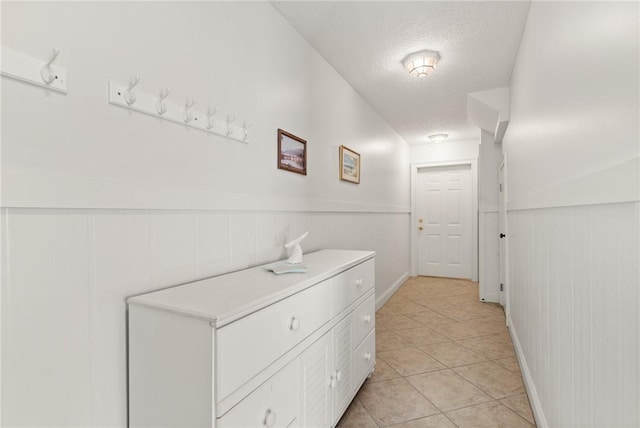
[127,249,375,327]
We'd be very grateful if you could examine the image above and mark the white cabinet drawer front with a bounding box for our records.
[331,259,375,316]
[353,329,375,386]
[353,293,375,348]
[218,361,297,428]
[217,280,332,400]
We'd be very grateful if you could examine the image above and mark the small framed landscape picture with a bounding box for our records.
[339,145,360,184]
[278,129,307,175]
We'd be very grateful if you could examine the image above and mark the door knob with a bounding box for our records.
[418,226,424,231]
[499,233,506,238]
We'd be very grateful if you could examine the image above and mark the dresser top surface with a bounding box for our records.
[127,249,375,327]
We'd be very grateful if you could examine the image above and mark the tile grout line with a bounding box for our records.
[341,277,535,427]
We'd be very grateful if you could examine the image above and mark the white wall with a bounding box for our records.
[503,2,639,427]
[1,1,410,213]
[410,138,479,165]
[504,2,639,210]
[0,2,410,426]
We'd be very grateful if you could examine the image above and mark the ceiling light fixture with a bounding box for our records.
[403,50,441,77]
[428,133,448,144]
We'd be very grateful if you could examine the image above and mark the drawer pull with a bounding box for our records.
[363,314,372,323]
[364,352,372,362]
[262,408,277,427]
[355,278,364,287]
[329,370,342,388]
[288,317,300,331]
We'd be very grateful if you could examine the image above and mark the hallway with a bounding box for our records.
[338,277,535,427]
[1,2,637,425]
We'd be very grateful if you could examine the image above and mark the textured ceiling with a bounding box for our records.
[271,1,531,145]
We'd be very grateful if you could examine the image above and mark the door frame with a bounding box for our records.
[498,153,510,323]
[410,159,478,281]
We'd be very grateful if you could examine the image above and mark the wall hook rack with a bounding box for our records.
[107,80,249,143]
[0,47,68,93]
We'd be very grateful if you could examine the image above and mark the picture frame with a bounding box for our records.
[339,145,361,184]
[277,129,307,175]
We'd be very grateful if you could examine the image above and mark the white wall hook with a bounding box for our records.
[156,88,170,115]
[241,121,252,142]
[206,107,217,130]
[2,47,68,93]
[182,99,196,123]
[107,80,249,143]
[124,75,141,105]
[226,114,235,136]
[40,48,60,85]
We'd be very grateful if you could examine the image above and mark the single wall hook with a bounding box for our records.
[206,107,217,130]
[226,114,235,136]
[40,48,60,85]
[241,121,252,142]
[182,98,196,123]
[123,75,141,105]
[156,88,170,115]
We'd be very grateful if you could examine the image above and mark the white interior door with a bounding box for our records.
[417,165,472,279]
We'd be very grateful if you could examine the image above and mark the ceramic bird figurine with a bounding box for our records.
[285,231,309,264]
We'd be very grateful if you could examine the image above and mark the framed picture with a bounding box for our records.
[278,129,307,175]
[339,145,361,184]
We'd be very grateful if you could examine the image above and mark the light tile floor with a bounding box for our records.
[337,276,536,428]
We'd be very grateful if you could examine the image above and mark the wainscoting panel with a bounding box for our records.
[508,202,639,428]
[1,208,409,427]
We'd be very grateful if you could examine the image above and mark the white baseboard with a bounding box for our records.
[508,314,548,428]
[375,270,410,311]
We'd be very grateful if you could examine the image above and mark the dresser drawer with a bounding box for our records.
[353,293,375,348]
[331,258,375,316]
[218,361,297,428]
[353,329,375,386]
[217,280,332,400]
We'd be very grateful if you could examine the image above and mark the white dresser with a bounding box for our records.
[128,249,376,428]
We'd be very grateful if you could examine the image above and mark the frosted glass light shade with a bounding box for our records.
[403,50,441,78]
[428,133,448,143]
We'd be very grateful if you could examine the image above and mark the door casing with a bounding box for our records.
[499,153,510,323]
